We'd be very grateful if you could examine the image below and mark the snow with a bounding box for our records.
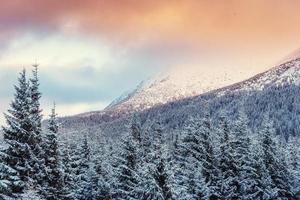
[217,58,300,95]
[105,66,253,114]
[105,78,154,109]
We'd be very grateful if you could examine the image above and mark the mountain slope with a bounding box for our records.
[218,58,300,93]
[104,66,252,114]
[58,54,300,142]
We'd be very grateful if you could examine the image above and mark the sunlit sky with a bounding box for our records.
[0,0,300,123]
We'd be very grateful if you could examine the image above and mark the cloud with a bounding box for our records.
[0,31,158,123]
[0,56,156,124]
[0,0,300,65]
[1,0,300,48]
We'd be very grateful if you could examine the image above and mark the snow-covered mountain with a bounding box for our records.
[58,51,300,142]
[207,57,300,99]
[104,66,254,114]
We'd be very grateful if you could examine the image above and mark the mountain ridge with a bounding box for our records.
[57,52,300,142]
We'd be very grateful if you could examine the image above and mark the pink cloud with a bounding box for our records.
[0,0,298,46]
[0,0,300,65]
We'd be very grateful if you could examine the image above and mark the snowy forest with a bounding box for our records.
[0,67,300,200]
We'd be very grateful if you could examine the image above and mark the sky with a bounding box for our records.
[1,0,300,124]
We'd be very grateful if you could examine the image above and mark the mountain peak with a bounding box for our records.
[106,66,254,113]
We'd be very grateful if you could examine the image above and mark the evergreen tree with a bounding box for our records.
[68,143,82,198]
[0,155,23,199]
[259,115,294,199]
[178,116,212,199]
[114,132,140,199]
[28,64,44,185]
[93,150,112,200]
[60,145,75,200]
[196,115,219,199]
[130,114,142,143]
[287,138,300,198]
[1,69,32,195]
[166,134,190,200]
[41,104,65,199]
[139,119,172,200]
[75,134,102,200]
[217,116,238,200]
[29,64,42,142]
[75,135,90,199]
[232,111,260,199]
[80,162,102,200]
[251,147,275,200]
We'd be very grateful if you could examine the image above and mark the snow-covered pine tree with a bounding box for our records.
[29,64,42,142]
[60,145,75,200]
[75,134,102,199]
[130,114,142,143]
[113,131,140,199]
[80,161,102,200]
[0,154,23,199]
[21,185,46,200]
[129,114,145,166]
[93,147,112,200]
[28,64,44,185]
[259,115,294,199]
[196,114,219,199]
[287,138,300,198]
[232,111,260,199]
[41,103,65,199]
[251,146,275,200]
[139,119,172,200]
[166,133,190,199]
[67,142,85,199]
[217,115,239,199]
[75,135,90,199]
[139,117,154,164]
[176,116,211,199]
[1,69,33,196]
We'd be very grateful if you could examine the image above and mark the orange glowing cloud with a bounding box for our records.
[1,0,300,68]
[0,0,299,46]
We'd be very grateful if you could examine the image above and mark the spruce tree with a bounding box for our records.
[259,115,294,199]
[75,136,90,199]
[139,119,172,200]
[29,64,42,141]
[28,64,44,185]
[197,115,219,199]
[0,156,23,199]
[251,147,275,200]
[232,111,260,199]
[80,161,102,200]
[75,134,101,199]
[1,69,32,195]
[114,132,140,199]
[93,150,111,200]
[130,114,142,143]
[60,145,75,200]
[167,134,190,199]
[178,116,212,199]
[287,138,300,198]
[41,104,65,199]
[68,143,82,198]
[217,116,239,199]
